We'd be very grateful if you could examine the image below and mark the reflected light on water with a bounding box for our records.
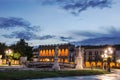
[95,74,120,80]
[26,74,120,80]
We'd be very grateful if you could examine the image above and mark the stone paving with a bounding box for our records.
[0,65,54,71]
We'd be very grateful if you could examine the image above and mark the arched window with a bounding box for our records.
[88,51,92,61]
[40,50,43,56]
[43,50,45,57]
[46,49,49,56]
[58,49,61,56]
[89,51,92,55]
[61,49,65,56]
[65,49,68,56]
[51,49,54,56]
[95,51,98,55]
[48,50,52,56]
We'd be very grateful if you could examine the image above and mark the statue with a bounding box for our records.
[52,46,60,70]
[54,46,59,59]
[75,46,83,69]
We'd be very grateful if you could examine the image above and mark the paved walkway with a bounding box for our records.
[0,65,114,71]
[0,65,54,71]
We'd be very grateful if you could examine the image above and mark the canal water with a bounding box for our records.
[27,73,120,80]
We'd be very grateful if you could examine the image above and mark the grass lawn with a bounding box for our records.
[0,69,109,80]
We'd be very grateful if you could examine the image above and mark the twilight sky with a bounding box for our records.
[0,0,120,46]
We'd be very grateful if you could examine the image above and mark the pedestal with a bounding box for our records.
[75,46,83,70]
[52,58,60,70]
[75,57,83,69]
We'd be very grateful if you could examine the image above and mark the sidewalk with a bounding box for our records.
[0,65,53,71]
[0,65,24,68]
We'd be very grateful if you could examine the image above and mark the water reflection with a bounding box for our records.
[28,74,120,80]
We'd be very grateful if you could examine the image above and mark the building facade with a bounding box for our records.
[83,45,116,68]
[33,44,120,68]
[39,43,75,64]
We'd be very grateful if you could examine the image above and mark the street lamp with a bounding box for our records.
[0,55,2,59]
[5,49,12,55]
[104,47,113,72]
[5,49,13,66]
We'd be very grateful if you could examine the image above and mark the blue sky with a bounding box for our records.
[0,0,120,46]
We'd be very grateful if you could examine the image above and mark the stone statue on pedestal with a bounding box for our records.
[54,46,59,59]
[52,46,60,70]
[75,46,83,69]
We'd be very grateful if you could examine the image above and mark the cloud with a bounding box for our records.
[72,31,105,38]
[71,26,120,39]
[0,17,30,28]
[0,17,74,42]
[40,0,112,14]
[0,17,42,40]
[2,30,55,40]
[105,26,120,37]
[59,36,73,42]
[2,31,37,40]
[39,35,55,40]
[0,17,40,31]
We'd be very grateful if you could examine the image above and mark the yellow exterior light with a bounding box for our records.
[104,53,108,58]
[117,59,120,63]
[101,54,104,58]
[104,50,107,53]
[5,49,12,55]
[0,55,2,59]
[108,47,112,51]
[101,53,108,59]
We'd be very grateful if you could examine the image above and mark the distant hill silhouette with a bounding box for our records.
[72,37,120,46]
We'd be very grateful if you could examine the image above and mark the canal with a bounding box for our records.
[26,69,120,80]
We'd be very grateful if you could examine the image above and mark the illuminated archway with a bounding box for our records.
[43,50,45,57]
[61,49,65,56]
[40,50,43,56]
[58,49,61,57]
[48,50,52,56]
[51,49,54,56]
[65,49,68,56]
[46,49,49,56]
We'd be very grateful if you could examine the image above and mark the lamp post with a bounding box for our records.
[5,49,12,66]
[104,47,113,72]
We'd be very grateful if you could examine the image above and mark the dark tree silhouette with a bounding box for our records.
[0,43,7,58]
[10,39,33,60]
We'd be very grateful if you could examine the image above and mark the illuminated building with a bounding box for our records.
[33,44,120,68]
[39,43,75,63]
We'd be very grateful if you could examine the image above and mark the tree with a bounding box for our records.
[0,43,7,58]
[10,39,33,60]
[13,52,21,60]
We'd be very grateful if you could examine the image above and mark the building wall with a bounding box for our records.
[83,46,116,68]
[39,44,75,63]
[33,44,120,68]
